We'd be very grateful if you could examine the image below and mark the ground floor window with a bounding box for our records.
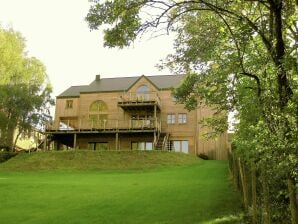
[171,140,189,154]
[88,142,108,151]
[131,142,153,151]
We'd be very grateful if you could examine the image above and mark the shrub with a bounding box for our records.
[0,152,17,163]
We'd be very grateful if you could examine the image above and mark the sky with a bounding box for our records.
[0,0,174,98]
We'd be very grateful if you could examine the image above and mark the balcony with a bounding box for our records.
[118,92,161,111]
[46,118,161,133]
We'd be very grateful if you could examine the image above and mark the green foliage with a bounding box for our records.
[0,27,54,150]
[86,0,142,48]
[86,1,298,221]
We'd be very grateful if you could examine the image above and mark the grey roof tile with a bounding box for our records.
[57,75,184,97]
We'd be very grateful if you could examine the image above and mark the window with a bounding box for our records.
[172,140,189,154]
[89,100,108,128]
[66,100,73,109]
[131,142,153,151]
[137,85,149,100]
[137,85,149,94]
[172,95,177,102]
[89,100,108,112]
[89,114,108,128]
[178,113,187,124]
[131,114,153,128]
[167,114,176,124]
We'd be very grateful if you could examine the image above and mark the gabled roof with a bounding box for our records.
[58,86,89,98]
[57,74,184,98]
[126,75,159,92]
[147,75,184,89]
[88,76,139,93]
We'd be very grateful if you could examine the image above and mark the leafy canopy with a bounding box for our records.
[0,27,54,150]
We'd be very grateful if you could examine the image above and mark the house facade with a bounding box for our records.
[46,74,228,159]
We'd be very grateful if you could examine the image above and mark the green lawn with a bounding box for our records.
[0,151,242,224]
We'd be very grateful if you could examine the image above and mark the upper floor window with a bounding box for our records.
[178,113,187,124]
[66,100,73,109]
[167,114,176,124]
[137,85,149,94]
[89,100,108,128]
[89,100,107,112]
[137,85,149,100]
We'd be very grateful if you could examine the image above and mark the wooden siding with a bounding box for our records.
[51,76,229,159]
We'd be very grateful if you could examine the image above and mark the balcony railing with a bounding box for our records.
[46,118,161,132]
[118,92,161,108]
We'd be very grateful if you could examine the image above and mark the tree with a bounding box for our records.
[0,27,54,151]
[86,1,298,222]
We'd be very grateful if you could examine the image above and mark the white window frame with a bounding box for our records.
[178,113,187,124]
[172,140,189,154]
[167,114,176,124]
[131,141,153,151]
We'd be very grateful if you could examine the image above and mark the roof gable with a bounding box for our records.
[127,75,159,92]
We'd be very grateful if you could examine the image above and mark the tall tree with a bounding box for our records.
[86,0,297,222]
[0,27,53,151]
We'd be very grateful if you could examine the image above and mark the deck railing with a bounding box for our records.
[46,118,161,132]
[118,92,161,107]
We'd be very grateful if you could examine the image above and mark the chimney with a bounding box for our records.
[95,74,101,81]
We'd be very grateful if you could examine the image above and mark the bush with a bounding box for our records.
[0,152,17,163]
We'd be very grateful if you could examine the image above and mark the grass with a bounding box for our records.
[0,151,243,224]
[0,150,198,171]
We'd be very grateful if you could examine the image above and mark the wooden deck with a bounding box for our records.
[118,92,161,111]
[46,119,161,134]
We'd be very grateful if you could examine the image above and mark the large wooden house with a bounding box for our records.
[46,74,228,159]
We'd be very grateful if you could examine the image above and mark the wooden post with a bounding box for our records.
[154,104,157,129]
[43,134,47,151]
[238,158,249,209]
[115,133,119,150]
[73,133,77,150]
[79,118,82,131]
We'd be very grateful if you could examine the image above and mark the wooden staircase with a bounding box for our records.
[155,133,171,151]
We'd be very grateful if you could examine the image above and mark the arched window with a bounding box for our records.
[89,100,108,128]
[137,85,149,100]
[89,100,108,112]
[137,85,149,94]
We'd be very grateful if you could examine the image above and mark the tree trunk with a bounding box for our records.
[251,163,257,224]
[288,177,298,224]
[13,129,22,152]
[262,174,271,224]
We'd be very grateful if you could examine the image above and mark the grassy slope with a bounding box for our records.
[0,151,198,171]
[0,151,243,224]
